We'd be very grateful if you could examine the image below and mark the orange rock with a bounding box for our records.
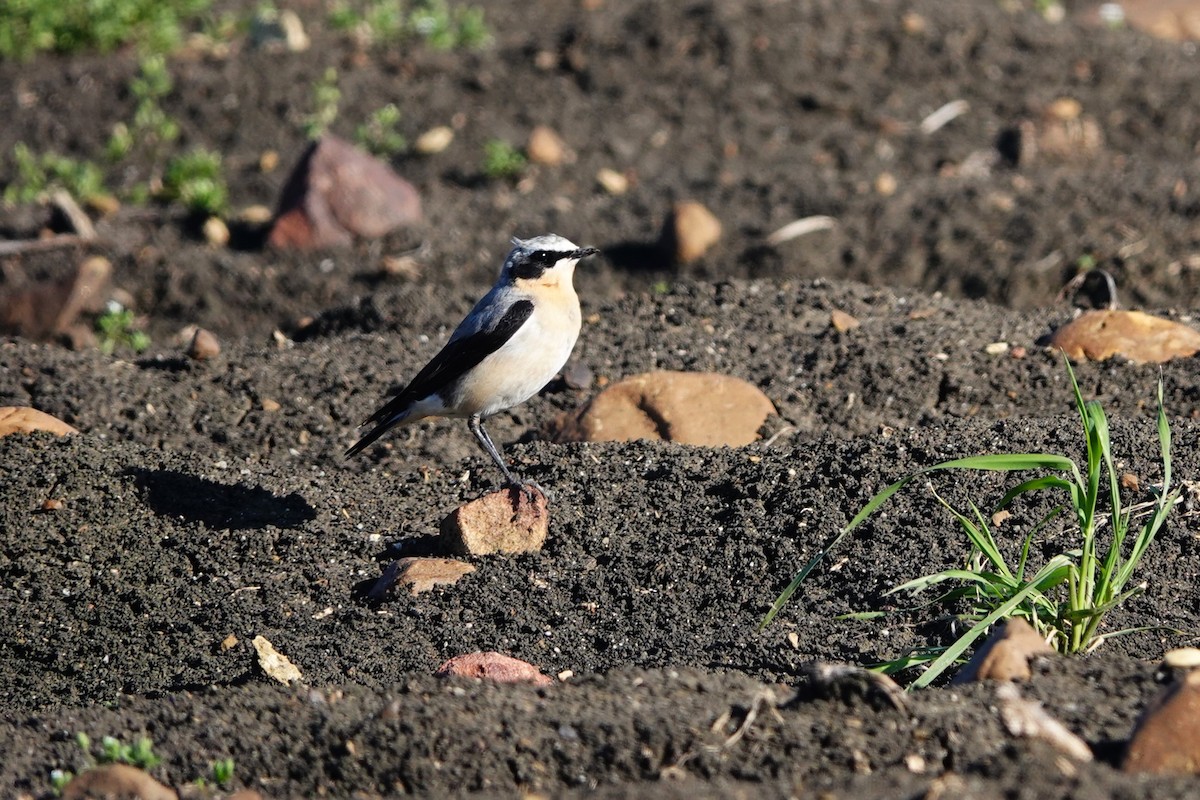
[435,651,552,685]
[440,486,549,555]
[63,764,177,800]
[552,371,776,447]
[269,134,421,250]
[662,201,721,264]
[952,618,1053,684]
[1047,309,1200,364]
[1123,669,1200,773]
[0,407,78,438]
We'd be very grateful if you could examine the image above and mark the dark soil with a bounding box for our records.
[3,0,1200,797]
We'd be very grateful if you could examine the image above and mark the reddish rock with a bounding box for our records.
[952,618,1053,684]
[1047,309,1200,364]
[268,134,421,250]
[435,651,553,685]
[1124,669,1200,774]
[552,370,776,447]
[0,256,111,341]
[440,486,549,555]
[0,407,78,438]
[62,764,177,800]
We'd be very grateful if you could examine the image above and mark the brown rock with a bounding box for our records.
[435,651,553,685]
[371,557,476,598]
[552,371,776,447]
[527,125,567,165]
[269,134,421,250]
[0,256,111,340]
[63,764,177,800]
[952,618,1053,684]
[0,407,78,438]
[186,328,220,361]
[1047,309,1200,364]
[440,487,549,555]
[1123,669,1200,773]
[662,201,721,264]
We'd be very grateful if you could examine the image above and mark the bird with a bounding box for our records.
[345,234,599,490]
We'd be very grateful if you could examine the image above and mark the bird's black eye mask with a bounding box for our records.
[509,250,560,280]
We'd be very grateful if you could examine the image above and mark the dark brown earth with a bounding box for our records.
[3,0,1200,797]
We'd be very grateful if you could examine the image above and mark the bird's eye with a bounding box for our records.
[531,250,557,265]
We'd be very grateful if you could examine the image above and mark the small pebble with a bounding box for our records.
[187,328,221,361]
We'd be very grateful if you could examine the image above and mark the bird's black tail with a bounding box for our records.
[344,409,407,459]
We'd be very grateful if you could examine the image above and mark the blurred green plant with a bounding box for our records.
[355,103,407,157]
[0,0,212,60]
[3,143,107,206]
[96,303,151,355]
[327,0,489,49]
[162,147,228,216]
[482,139,526,180]
[107,55,181,163]
[210,757,235,787]
[303,67,342,139]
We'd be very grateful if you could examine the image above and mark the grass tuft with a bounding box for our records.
[762,357,1180,688]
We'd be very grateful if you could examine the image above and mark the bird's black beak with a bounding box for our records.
[572,246,600,260]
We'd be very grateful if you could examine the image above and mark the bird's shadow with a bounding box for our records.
[124,468,316,531]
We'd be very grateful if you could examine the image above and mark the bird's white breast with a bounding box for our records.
[449,289,581,418]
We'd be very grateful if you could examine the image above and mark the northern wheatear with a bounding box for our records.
[346,234,599,488]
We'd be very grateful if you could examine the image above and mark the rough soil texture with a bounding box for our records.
[3,0,1200,797]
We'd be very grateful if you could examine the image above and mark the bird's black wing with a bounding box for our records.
[345,299,534,457]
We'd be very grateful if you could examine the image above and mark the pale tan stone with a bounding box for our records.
[1048,309,1200,364]
[553,371,776,447]
[0,407,78,438]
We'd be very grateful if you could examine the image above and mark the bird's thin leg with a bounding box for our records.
[469,414,519,487]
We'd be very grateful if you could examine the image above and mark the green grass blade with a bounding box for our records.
[761,451,1076,629]
[996,475,1075,511]
[889,568,1016,595]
